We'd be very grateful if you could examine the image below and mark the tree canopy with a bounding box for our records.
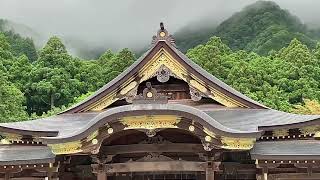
[187,37,320,112]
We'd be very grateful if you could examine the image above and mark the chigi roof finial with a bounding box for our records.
[151,22,176,47]
[160,22,165,30]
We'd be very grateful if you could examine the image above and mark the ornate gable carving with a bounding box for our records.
[81,23,250,111]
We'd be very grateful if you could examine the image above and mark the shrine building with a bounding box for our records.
[0,23,320,180]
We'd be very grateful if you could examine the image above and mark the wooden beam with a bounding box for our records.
[103,161,206,173]
[270,172,320,180]
[102,143,205,155]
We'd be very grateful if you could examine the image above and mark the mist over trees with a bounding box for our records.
[1,0,320,122]
[175,1,320,55]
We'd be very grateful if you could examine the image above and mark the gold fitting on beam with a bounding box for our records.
[92,139,98,145]
[205,136,212,142]
[107,128,114,134]
[146,92,153,98]
[188,125,195,132]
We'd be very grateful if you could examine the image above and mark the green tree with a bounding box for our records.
[4,31,38,61]
[293,99,320,115]
[103,48,135,82]
[0,67,27,122]
[26,37,82,114]
[7,55,32,90]
[187,37,231,80]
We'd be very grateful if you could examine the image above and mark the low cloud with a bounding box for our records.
[0,0,319,57]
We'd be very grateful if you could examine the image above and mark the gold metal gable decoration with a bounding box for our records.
[221,137,255,150]
[300,125,320,135]
[203,127,217,138]
[139,49,187,83]
[86,130,99,142]
[84,47,248,111]
[48,141,83,155]
[272,129,289,137]
[0,133,22,144]
[121,115,181,130]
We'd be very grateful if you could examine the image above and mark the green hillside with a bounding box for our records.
[175,1,319,55]
[0,19,38,61]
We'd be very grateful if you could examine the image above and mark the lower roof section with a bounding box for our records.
[205,109,320,131]
[0,105,319,141]
[0,145,55,165]
[0,112,100,137]
[251,140,320,160]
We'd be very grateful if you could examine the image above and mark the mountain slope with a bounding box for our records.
[175,1,318,55]
[0,19,38,61]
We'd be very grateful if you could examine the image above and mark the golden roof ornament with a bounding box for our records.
[151,22,176,46]
[133,82,168,104]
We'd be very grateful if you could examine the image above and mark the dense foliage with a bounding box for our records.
[187,37,320,111]
[0,19,38,61]
[0,32,135,120]
[293,99,320,115]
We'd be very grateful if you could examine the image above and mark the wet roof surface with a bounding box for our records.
[0,145,55,165]
[251,140,320,160]
[1,105,319,139]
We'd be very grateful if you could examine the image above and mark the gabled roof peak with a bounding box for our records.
[151,22,176,47]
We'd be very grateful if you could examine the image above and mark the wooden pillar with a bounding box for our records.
[92,164,107,180]
[4,172,10,180]
[97,172,107,180]
[205,161,220,180]
[262,167,268,180]
[206,167,214,180]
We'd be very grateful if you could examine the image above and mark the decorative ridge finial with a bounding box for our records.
[160,22,164,30]
[151,22,176,47]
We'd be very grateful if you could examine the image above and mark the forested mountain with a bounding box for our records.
[173,20,219,53]
[0,19,38,61]
[175,1,319,56]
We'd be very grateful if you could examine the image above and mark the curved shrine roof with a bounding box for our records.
[1,105,319,142]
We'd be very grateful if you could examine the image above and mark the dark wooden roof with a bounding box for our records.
[205,109,320,131]
[0,112,99,137]
[1,105,319,143]
[38,104,262,144]
[251,140,320,160]
[0,145,55,165]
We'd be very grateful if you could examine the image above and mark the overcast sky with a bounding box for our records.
[0,0,319,54]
